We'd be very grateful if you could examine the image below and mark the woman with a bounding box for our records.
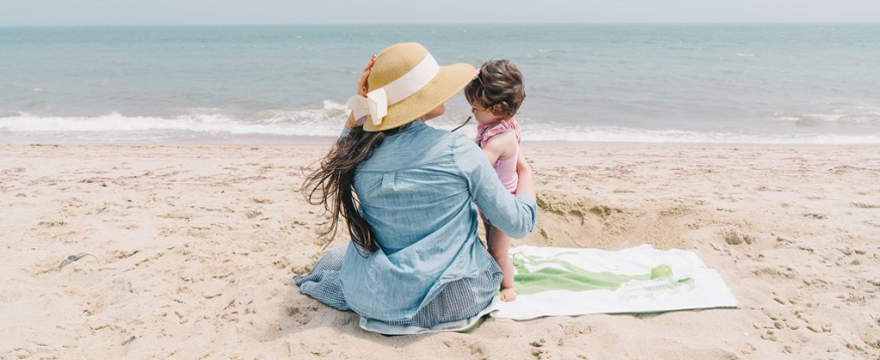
[295,43,537,333]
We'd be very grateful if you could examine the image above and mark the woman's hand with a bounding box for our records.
[515,149,532,175]
[346,55,378,129]
[515,149,535,199]
[358,55,377,96]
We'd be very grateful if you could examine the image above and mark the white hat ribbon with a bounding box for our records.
[346,53,440,126]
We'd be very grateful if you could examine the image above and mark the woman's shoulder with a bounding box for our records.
[409,122,475,151]
[359,123,465,172]
[407,122,468,153]
[415,127,485,169]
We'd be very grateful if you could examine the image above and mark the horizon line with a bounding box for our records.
[2,22,879,28]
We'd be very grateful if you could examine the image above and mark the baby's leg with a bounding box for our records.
[487,225,517,302]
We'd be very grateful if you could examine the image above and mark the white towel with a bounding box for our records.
[490,245,738,320]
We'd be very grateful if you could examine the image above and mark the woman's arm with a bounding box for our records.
[454,136,537,239]
[345,112,358,131]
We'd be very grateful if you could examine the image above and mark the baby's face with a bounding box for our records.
[470,103,505,126]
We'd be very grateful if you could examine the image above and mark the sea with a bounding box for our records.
[1,24,879,144]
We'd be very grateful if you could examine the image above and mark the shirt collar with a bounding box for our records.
[397,120,427,134]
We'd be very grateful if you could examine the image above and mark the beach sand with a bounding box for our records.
[1,143,878,360]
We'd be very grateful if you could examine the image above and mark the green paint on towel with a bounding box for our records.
[512,254,688,296]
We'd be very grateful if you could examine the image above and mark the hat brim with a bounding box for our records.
[364,62,476,132]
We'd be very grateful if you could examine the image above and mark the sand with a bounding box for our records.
[1,143,878,360]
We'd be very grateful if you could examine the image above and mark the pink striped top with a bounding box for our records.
[475,120,520,195]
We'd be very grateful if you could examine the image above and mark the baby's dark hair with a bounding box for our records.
[465,59,525,117]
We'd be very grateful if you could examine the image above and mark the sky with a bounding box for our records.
[1,0,879,26]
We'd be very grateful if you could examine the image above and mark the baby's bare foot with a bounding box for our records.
[500,288,518,302]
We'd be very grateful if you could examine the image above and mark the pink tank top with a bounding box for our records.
[475,120,520,195]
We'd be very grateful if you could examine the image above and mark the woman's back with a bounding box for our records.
[343,121,502,320]
[356,121,473,253]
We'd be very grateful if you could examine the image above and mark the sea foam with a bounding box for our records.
[3,102,880,144]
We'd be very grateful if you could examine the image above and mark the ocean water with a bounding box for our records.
[1,24,879,144]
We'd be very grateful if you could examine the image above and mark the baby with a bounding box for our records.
[465,59,526,302]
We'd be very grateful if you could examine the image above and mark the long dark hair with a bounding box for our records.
[301,124,404,255]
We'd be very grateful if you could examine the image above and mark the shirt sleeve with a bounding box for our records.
[452,135,537,239]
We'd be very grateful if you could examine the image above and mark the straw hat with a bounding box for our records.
[348,43,476,132]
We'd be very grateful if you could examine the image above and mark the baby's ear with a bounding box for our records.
[490,104,505,116]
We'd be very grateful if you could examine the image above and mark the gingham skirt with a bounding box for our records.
[293,246,502,328]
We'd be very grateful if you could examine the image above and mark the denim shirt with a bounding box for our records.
[338,121,537,321]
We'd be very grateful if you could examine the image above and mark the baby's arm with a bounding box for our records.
[480,132,519,165]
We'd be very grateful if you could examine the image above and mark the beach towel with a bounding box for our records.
[360,245,738,334]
